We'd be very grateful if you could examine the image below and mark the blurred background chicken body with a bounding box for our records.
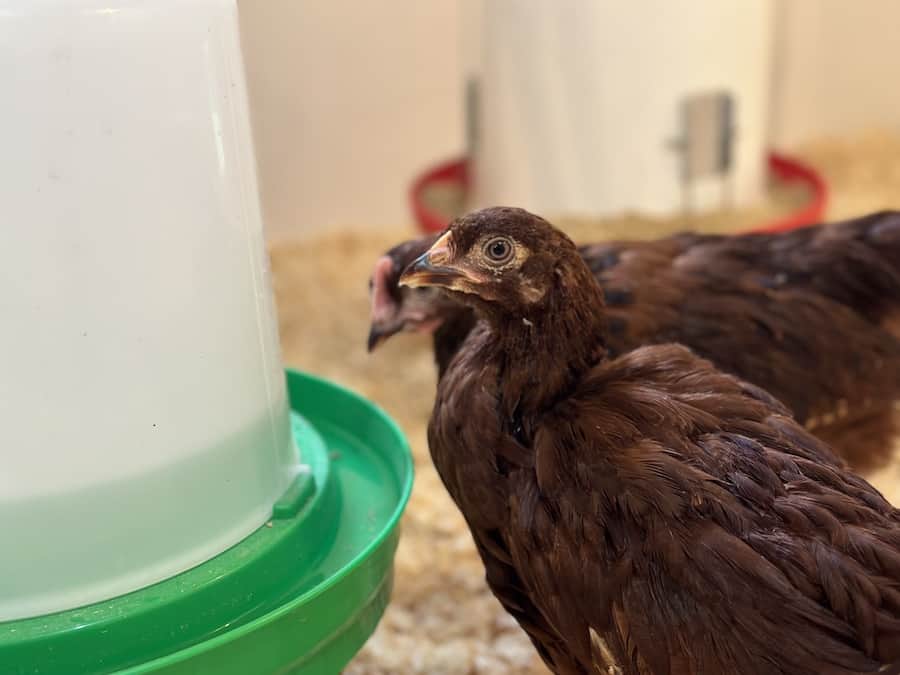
[397,207,900,675]
[369,212,900,472]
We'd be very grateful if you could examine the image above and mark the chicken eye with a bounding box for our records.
[483,237,514,265]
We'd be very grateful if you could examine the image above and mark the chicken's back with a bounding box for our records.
[676,211,900,334]
[580,210,900,334]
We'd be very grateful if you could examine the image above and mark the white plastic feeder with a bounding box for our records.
[0,0,299,621]
[470,0,776,217]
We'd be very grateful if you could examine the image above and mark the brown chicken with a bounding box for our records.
[399,207,900,675]
[370,213,900,471]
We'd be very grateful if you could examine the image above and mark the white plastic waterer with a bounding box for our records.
[0,0,300,621]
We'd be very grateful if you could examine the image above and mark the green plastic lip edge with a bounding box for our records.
[0,368,414,675]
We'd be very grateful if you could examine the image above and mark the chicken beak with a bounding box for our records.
[399,231,483,292]
[367,323,397,352]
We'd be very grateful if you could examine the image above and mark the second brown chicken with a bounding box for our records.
[368,211,900,472]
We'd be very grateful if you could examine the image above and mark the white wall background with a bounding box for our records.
[471,0,774,218]
[238,0,466,236]
[239,0,900,237]
[771,0,900,148]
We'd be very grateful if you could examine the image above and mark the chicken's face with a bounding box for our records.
[367,235,466,351]
[398,207,575,317]
[367,257,447,351]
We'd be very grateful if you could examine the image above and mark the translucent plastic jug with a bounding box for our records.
[0,0,300,621]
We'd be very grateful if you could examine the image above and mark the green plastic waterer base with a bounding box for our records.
[0,370,414,674]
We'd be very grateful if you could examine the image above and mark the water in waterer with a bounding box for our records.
[0,2,411,673]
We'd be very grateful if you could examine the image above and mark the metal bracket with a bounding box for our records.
[668,90,737,217]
